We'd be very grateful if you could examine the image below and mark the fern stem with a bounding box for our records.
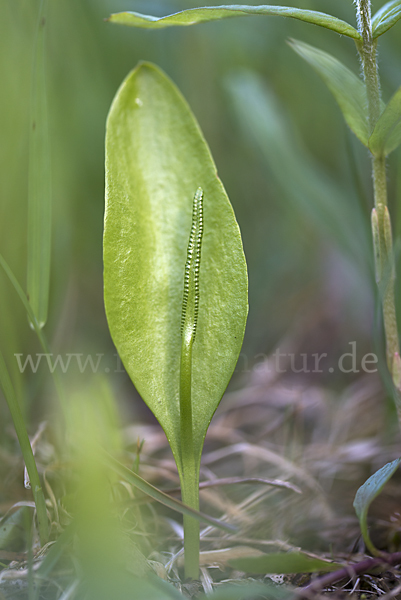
[179,188,204,579]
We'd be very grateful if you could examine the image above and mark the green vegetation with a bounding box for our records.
[104,62,247,578]
[1,0,401,597]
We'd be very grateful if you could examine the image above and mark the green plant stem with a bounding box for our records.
[180,338,200,580]
[373,161,400,366]
[0,351,49,545]
[178,188,204,580]
[356,1,401,415]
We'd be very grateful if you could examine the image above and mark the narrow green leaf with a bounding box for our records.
[372,0,401,38]
[28,0,52,328]
[228,551,343,574]
[289,39,370,146]
[0,351,49,545]
[370,87,401,156]
[107,5,361,40]
[104,63,248,476]
[105,452,236,533]
[353,458,401,555]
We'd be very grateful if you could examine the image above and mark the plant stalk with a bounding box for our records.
[179,187,204,580]
[180,339,200,580]
[356,0,401,417]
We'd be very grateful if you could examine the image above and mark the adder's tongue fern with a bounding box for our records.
[104,63,248,579]
[181,187,204,345]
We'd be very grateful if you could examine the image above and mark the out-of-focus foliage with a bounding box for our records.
[1,0,401,428]
[369,85,401,156]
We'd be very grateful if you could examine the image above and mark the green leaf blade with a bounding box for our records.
[353,458,401,555]
[370,86,401,156]
[104,63,248,472]
[228,551,343,574]
[289,39,370,146]
[28,0,52,329]
[0,351,49,545]
[108,5,361,40]
[372,0,401,38]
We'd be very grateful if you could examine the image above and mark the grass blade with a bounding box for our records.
[0,253,65,407]
[0,351,49,545]
[228,551,343,574]
[28,0,51,328]
[289,39,370,146]
[372,0,401,38]
[353,458,401,556]
[104,452,236,533]
[107,5,361,40]
[370,86,401,156]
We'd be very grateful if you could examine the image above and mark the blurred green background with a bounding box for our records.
[1,0,401,432]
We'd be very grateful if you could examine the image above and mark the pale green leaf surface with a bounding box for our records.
[353,458,401,555]
[370,86,401,156]
[372,0,401,37]
[289,39,370,146]
[104,63,248,473]
[108,5,361,39]
[228,551,343,574]
[28,0,51,328]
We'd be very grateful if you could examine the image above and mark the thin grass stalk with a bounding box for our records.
[0,253,65,408]
[0,351,49,545]
[355,0,401,421]
[28,0,51,329]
